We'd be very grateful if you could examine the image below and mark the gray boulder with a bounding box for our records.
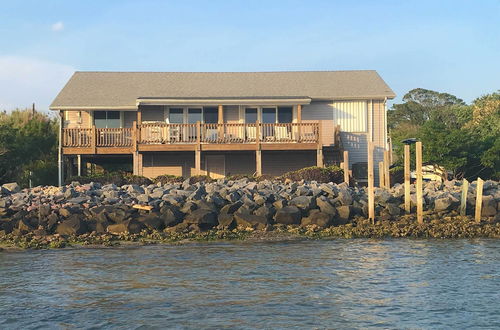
[316,196,337,215]
[107,219,145,234]
[289,196,315,211]
[56,215,88,236]
[234,213,268,230]
[336,205,351,223]
[183,209,218,228]
[301,210,333,228]
[274,206,302,225]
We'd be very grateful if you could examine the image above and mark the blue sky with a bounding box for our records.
[0,0,498,111]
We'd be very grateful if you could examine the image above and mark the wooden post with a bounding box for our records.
[316,121,323,167]
[218,105,224,140]
[475,178,483,223]
[77,155,82,177]
[343,150,349,185]
[368,141,375,222]
[404,144,411,213]
[256,150,262,176]
[384,150,390,188]
[195,121,201,175]
[132,120,138,151]
[137,107,142,125]
[416,141,423,224]
[297,104,302,142]
[378,161,385,188]
[91,126,97,153]
[255,119,262,176]
[460,178,469,216]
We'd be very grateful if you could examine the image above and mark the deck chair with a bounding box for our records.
[205,128,218,142]
[246,126,256,141]
[275,126,290,141]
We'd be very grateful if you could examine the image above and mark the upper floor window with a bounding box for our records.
[245,108,258,123]
[168,108,184,124]
[94,111,121,128]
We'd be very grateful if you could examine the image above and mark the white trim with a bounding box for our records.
[136,98,311,106]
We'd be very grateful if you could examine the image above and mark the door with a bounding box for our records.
[205,155,225,179]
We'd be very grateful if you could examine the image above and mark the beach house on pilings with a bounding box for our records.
[50,71,395,183]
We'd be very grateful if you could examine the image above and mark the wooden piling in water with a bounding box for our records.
[475,178,484,223]
[416,141,423,224]
[404,144,411,214]
[460,178,469,216]
[368,141,375,223]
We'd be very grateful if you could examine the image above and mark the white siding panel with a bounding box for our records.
[332,101,367,132]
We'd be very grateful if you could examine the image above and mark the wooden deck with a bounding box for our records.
[62,122,332,154]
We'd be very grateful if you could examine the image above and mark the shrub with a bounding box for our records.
[153,174,184,185]
[65,172,151,186]
[189,175,213,184]
[390,166,404,184]
[279,166,344,183]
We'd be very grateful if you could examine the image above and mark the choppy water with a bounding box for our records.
[1,239,499,329]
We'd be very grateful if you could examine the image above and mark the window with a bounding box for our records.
[262,107,276,123]
[188,108,202,124]
[203,107,218,124]
[169,108,183,124]
[94,111,121,128]
[245,108,257,123]
[278,107,293,123]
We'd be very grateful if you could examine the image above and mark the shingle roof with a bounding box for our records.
[50,71,395,109]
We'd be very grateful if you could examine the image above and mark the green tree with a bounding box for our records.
[0,109,58,186]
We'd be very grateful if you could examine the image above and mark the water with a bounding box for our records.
[1,239,499,329]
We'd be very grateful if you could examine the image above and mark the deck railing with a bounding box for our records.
[62,122,321,148]
[62,127,133,147]
[62,128,92,147]
[96,128,133,147]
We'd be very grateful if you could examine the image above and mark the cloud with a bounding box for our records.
[0,56,75,112]
[51,21,64,32]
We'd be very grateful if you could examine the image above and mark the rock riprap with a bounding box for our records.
[0,179,498,237]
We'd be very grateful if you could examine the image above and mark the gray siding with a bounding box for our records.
[141,105,165,122]
[123,111,136,128]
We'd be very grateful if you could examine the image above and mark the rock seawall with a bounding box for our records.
[0,179,499,243]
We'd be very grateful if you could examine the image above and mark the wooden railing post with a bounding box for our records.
[297,104,302,142]
[195,121,201,175]
[132,121,137,151]
[91,126,96,153]
[475,178,484,223]
[404,144,411,213]
[416,141,423,224]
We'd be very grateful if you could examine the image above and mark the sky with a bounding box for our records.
[0,0,499,112]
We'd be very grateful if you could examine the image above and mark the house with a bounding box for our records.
[50,71,395,184]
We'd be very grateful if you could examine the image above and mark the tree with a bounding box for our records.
[388,88,466,128]
[388,89,499,180]
[0,109,58,186]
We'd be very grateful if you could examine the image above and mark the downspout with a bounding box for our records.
[58,110,63,187]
